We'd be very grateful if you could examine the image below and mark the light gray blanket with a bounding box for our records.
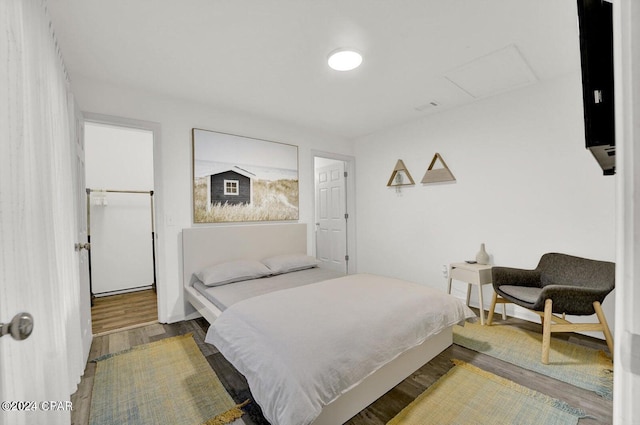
[206,273,475,425]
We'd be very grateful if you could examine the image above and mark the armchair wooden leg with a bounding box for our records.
[487,292,498,325]
[487,293,509,325]
[593,301,614,357]
[541,299,553,364]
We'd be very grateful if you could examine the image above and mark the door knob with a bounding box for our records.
[0,313,34,341]
[74,242,91,251]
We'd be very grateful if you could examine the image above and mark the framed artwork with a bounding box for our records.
[192,128,299,223]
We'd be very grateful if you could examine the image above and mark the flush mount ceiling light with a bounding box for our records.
[327,49,363,71]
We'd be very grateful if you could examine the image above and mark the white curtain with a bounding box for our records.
[1,0,84,423]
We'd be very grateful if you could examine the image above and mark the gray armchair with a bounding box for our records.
[487,253,615,364]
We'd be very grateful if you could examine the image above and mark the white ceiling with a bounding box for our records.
[48,0,581,140]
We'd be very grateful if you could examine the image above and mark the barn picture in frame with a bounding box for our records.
[192,128,299,223]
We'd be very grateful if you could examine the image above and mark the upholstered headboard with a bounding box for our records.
[182,223,307,288]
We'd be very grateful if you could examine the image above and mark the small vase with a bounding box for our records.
[475,243,490,265]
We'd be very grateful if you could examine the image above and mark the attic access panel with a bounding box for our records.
[421,153,456,184]
[444,44,537,99]
[387,159,415,187]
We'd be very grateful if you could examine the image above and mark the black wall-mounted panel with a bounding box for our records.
[576,0,615,175]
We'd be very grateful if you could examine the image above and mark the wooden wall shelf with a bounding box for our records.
[421,153,456,184]
[387,159,415,187]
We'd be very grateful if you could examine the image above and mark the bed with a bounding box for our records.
[182,224,475,425]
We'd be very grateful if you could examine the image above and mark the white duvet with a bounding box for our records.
[205,273,475,425]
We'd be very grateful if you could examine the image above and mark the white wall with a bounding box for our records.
[70,71,617,331]
[71,76,353,322]
[85,122,155,294]
[353,73,617,332]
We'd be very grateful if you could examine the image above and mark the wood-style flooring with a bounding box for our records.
[91,289,158,335]
[71,310,613,425]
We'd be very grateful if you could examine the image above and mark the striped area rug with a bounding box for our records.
[89,333,247,425]
[387,359,587,425]
[454,321,613,399]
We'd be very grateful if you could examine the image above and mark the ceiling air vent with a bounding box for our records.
[414,101,440,112]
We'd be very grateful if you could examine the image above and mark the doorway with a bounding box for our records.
[313,152,356,274]
[84,120,158,333]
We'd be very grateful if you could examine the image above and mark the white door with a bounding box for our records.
[0,13,83,425]
[1,1,88,417]
[71,103,93,360]
[315,160,348,273]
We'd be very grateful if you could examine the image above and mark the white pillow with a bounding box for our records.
[262,253,320,275]
[195,259,271,287]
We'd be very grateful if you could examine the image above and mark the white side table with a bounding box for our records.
[447,262,504,325]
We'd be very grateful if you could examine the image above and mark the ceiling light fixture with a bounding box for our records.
[327,48,363,71]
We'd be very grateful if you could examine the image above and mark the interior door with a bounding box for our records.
[72,102,92,359]
[1,5,87,423]
[315,160,348,273]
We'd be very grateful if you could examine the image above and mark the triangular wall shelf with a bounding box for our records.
[421,153,456,184]
[387,159,415,187]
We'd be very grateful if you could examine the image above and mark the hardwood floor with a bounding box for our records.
[91,289,158,335]
[71,311,613,425]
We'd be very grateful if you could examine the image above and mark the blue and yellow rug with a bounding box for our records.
[388,359,587,425]
[89,333,247,425]
[454,321,613,400]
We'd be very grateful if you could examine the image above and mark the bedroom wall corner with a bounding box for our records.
[352,73,616,336]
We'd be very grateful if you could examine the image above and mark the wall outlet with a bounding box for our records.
[441,264,449,279]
